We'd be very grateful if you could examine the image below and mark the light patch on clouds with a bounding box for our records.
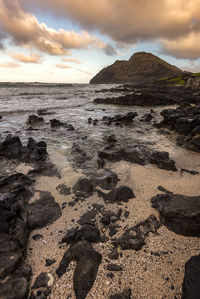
[0,0,116,56]
[10,52,42,63]
[0,61,21,68]
[181,64,200,73]
[161,32,200,59]
[62,57,81,64]
[25,0,200,59]
[77,69,92,75]
[56,64,71,69]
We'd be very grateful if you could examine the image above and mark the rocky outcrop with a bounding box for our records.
[0,135,47,162]
[98,144,177,171]
[0,136,61,299]
[157,104,200,152]
[113,215,160,250]
[90,52,182,84]
[50,118,74,130]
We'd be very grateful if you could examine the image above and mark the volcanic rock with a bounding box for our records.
[27,114,44,125]
[114,215,160,250]
[56,184,71,195]
[28,191,61,230]
[182,255,200,299]
[56,240,102,299]
[151,189,200,236]
[109,288,132,299]
[90,169,119,190]
[73,177,94,198]
[105,186,135,203]
[62,224,101,244]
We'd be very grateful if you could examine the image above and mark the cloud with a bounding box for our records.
[180,62,200,73]
[23,0,200,59]
[77,69,92,75]
[161,32,200,59]
[0,61,21,68]
[0,31,6,49]
[10,52,42,63]
[56,64,72,69]
[0,0,115,56]
[62,57,81,64]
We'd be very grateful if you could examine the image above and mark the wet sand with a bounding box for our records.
[25,149,200,299]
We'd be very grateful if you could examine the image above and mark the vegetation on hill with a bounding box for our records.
[157,73,200,86]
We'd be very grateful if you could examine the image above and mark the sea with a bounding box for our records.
[0,82,198,173]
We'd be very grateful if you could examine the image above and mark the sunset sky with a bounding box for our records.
[0,0,200,83]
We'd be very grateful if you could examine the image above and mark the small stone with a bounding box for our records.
[107,263,122,272]
[45,259,56,267]
[32,234,43,241]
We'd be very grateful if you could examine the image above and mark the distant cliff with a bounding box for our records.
[90,52,182,84]
[185,76,200,89]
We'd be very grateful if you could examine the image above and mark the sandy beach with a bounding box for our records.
[25,147,200,299]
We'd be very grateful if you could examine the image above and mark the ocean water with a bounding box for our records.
[0,82,198,173]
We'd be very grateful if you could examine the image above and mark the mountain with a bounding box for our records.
[90,52,182,84]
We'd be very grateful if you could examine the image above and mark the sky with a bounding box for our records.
[0,0,200,83]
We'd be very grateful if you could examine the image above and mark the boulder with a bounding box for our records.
[158,104,200,153]
[107,263,122,272]
[32,272,53,289]
[50,118,63,127]
[56,240,102,299]
[140,113,153,122]
[71,143,89,167]
[26,137,47,162]
[0,135,48,162]
[105,186,135,203]
[90,169,119,190]
[148,150,177,171]
[182,255,200,299]
[77,209,97,225]
[103,134,117,143]
[114,215,160,250]
[28,191,61,230]
[109,289,132,299]
[0,277,29,299]
[27,114,44,125]
[0,135,22,159]
[73,177,94,198]
[37,109,53,116]
[62,224,101,244]
[56,184,71,195]
[151,189,200,236]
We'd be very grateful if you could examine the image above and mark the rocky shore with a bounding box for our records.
[0,83,200,299]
